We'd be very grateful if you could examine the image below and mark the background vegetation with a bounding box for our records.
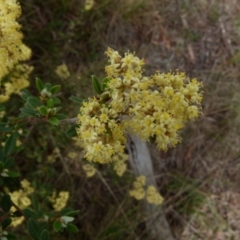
[6,0,240,239]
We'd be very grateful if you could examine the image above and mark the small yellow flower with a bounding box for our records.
[55,64,70,80]
[49,191,70,211]
[112,153,128,176]
[129,176,164,205]
[84,0,95,11]
[129,188,145,200]
[82,164,96,177]
[8,179,34,213]
[68,151,77,159]
[11,216,25,227]
[146,185,164,205]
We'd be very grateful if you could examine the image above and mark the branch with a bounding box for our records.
[60,117,78,124]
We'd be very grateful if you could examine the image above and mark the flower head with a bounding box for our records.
[77,48,202,163]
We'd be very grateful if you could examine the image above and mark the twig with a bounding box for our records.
[60,117,78,124]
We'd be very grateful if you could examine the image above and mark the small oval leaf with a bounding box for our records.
[48,117,59,126]
[40,229,49,240]
[2,194,12,212]
[36,78,44,92]
[53,220,62,232]
[28,218,41,240]
[1,217,12,229]
[67,223,79,233]
[50,85,61,95]
[38,106,48,116]
[92,75,102,94]
[69,95,83,104]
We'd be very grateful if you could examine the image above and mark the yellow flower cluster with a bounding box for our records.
[0,64,33,103]
[112,153,128,177]
[77,48,202,163]
[9,179,34,227]
[68,151,77,159]
[129,175,146,200]
[146,185,164,205]
[0,0,32,102]
[129,175,163,205]
[47,147,60,163]
[0,0,31,79]
[77,99,126,163]
[10,179,34,208]
[55,64,70,80]
[48,191,69,211]
[84,0,95,11]
[82,163,96,177]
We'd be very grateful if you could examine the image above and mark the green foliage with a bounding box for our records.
[2,217,12,229]
[69,96,83,105]
[66,224,79,233]
[0,78,80,239]
[1,194,12,212]
[91,75,102,94]
[40,229,49,240]
[65,125,78,137]
[102,77,110,90]
[27,218,43,240]
[53,220,62,232]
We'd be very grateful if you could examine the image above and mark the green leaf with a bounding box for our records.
[48,117,59,126]
[0,177,3,186]
[52,97,61,105]
[4,157,15,168]
[69,95,83,104]
[44,83,52,90]
[20,107,38,117]
[0,162,4,172]
[66,125,78,137]
[12,210,23,217]
[0,123,14,132]
[67,224,79,233]
[50,85,61,94]
[23,208,38,219]
[55,113,67,120]
[53,220,62,232]
[6,233,17,240]
[27,97,43,108]
[92,75,102,94]
[28,218,41,240]
[102,77,110,89]
[38,106,48,116]
[7,171,20,178]
[4,133,17,155]
[47,99,54,108]
[1,217,12,229]
[20,89,32,101]
[40,229,49,240]
[31,194,39,212]
[61,210,80,217]
[2,194,12,212]
[0,104,5,112]
[36,78,44,92]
